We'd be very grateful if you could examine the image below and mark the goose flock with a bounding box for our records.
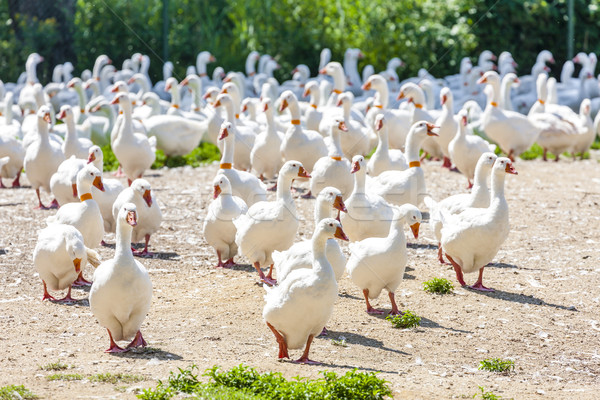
[1,47,597,363]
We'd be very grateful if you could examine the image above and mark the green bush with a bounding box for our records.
[423,277,454,294]
[386,310,421,329]
[0,385,37,400]
[478,358,515,374]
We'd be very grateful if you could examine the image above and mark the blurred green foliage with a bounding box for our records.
[0,0,600,84]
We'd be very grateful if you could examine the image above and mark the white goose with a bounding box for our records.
[33,224,100,302]
[213,93,255,171]
[234,161,310,285]
[448,110,497,188]
[23,106,65,209]
[250,99,283,181]
[0,92,22,140]
[56,105,93,159]
[217,121,267,206]
[370,121,438,207]
[273,187,347,282]
[112,179,162,256]
[570,99,594,159]
[346,204,421,315]
[333,92,370,158]
[302,81,323,132]
[478,71,539,160]
[340,155,395,241]
[441,157,517,291]
[263,218,348,364]
[434,87,458,168]
[367,114,408,176]
[0,134,25,188]
[279,90,327,173]
[310,119,353,198]
[50,145,103,207]
[88,147,125,234]
[142,111,206,157]
[203,175,248,268]
[111,93,156,185]
[89,203,152,353]
[424,152,497,264]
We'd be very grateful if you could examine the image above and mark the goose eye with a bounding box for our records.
[329,223,333,227]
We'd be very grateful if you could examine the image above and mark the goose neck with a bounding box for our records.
[405,130,423,162]
[311,235,335,278]
[488,82,501,104]
[314,199,331,223]
[490,170,506,205]
[276,172,295,204]
[115,221,135,262]
[220,132,235,165]
[330,130,343,158]
[64,116,77,143]
[75,86,88,110]
[170,86,181,108]
[375,85,389,108]
[287,99,301,120]
[352,168,366,194]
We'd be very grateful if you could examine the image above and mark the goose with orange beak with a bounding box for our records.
[234,161,311,286]
[111,178,162,257]
[347,204,422,315]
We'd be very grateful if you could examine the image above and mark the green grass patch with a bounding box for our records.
[386,310,421,329]
[39,361,70,371]
[0,385,37,400]
[423,277,454,294]
[478,358,515,374]
[137,364,392,400]
[473,386,506,400]
[518,143,543,160]
[90,373,145,384]
[100,143,120,172]
[46,373,83,381]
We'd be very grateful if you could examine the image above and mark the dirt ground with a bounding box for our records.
[1,155,600,400]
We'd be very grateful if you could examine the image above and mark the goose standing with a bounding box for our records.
[90,203,152,353]
[424,152,497,264]
[250,99,283,181]
[367,115,407,177]
[0,134,25,188]
[56,105,93,159]
[33,224,100,303]
[112,179,162,256]
[23,106,65,209]
[203,175,248,268]
[234,161,310,285]
[50,145,103,207]
[346,204,421,315]
[434,87,458,168]
[441,157,517,291]
[263,218,348,364]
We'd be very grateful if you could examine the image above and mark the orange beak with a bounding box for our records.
[336,98,343,107]
[180,77,189,86]
[91,105,101,113]
[110,97,119,105]
[297,166,311,178]
[73,258,81,273]
[426,123,439,136]
[241,104,247,112]
[477,76,487,84]
[319,67,327,75]
[441,95,447,106]
[213,99,222,108]
[165,82,172,91]
[213,185,222,199]
[87,152,96,164]
[375,118,384,131]
[505,162,518,175]
[396,91,405,101]
[351,161,360,173]
[514,77,520,84]
[57,110,67,120]
[338,121,348,132]
[221,88,228,94]
[334,226,349,241]
[333,195,347,213]
[67,81,75,88]
[202,92,212,100]
[461,115,467,127]
[223,76,231,83]
[93,175,105,192]
[218,126,229,140]
[410,222,420,239]
[361,81,372,91]
[127,77,135,85]
[209,55,216,62]
[110,85,119,93]
[279,98,289,112]
[262,102,269,112]
[302,88,310,98]
[143,189,152,207]
[43,113,51,123]
[127,210,137,227]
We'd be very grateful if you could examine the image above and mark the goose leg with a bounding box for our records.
[49,198,60,209]
[72,271,92,287]
[388,292,402,315]
[133,234,153,257]
[214,250,227,268]
[266,322,289,359]
[56,285,77,303]
[34,188,48,210]
[0,179,4,188]
[264,264,277,285]
[466,179,473,189]
[507,149,515,162]
[254,262,276,286]
[293,334,319,365]
[363,289,384,314]
[42,281,57,301]
[105,329,129,353]
[468,267,494,292]
[441,156,452,169]
[300,190,313,199]
[437,244,448,265]
[445,254,467,286]
[554,153,560,162]
[11,170,22,188]
[126,330,147,348]
[224,257,236,268]
[542,148,548,161]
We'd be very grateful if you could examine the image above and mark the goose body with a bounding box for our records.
[263,218,348,363]
[367,114,408,176]
[250,99,283,180]
[0,134,25,187]
[203,175,248,268]
[346,205,421,315]
[90,203,152,352]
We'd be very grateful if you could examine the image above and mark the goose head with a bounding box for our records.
[477,70,500,86]
[118,202,138,227]
[537,49,555,65]
[476,152,498,175]
[66,235,86,274]
[130,178,153,207]
[213,66,226,82]
[37,105,52,124]
[494,157,518,175]
[317,218,349,242]
[56,105,74,122]
[580,98,591,116]
[302,81,319,98]
[336,92,354,109]
[277,90,297,112]
[203,87,220,103]
[197,51,216,65]
[331,118,348,134]
[396,82,424,103]
[218,121,233,141]
[110,93,133,112]
[281,160,310,179]
[394,204,422,239]
[212,174,233,199]
[142,92,160,108]
[361,74,386,91]
[164,77,178,92]
[319,61,343,77]
[457,109,468,128]
[213,93,232,109]
[291,64,310,82]
[78,164,105,192]
[440,87,453,107]
[67,77,82,90]
[87,145,103,165]
[411,120,439,138]
[180,74,201,90]
[319,48,332,70]
[351,155,366,174]
[374,113,386,132]
[503,72,520,87]
[317,187,347,215]
[261,98,272,113]
[111,80,129,94]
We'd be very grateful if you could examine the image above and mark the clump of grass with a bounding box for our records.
[331,337,348,347]
[423,277,454,294]
[39,361,70,371]
[137,364,392,400]
[100,144,120,172]
[473,386,504,399]
[46,373,83,381]
[0,385,37,400]
[478,358,515,374]
[386,310,421,329]
[90,373,145,384]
